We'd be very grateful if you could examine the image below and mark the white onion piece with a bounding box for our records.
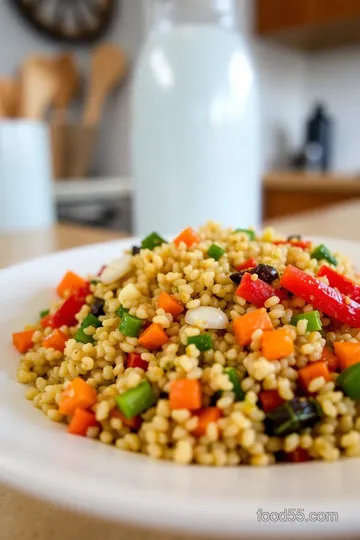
[185,306,229,329]
[99,255,132,284]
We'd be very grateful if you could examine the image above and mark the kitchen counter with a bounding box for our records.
[2,200,360,540]
[264,172,360,219]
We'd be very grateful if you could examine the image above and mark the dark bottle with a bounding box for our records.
[304,104,332,172]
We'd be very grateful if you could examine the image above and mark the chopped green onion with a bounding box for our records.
[119,312,142,337]
[116,380,155,418]
[141,232,166,251]
[187,334,213,351]
[337,363,360,399]
[234,229,255,241]
[117,305,129,318]
[40,309,50,319]
[311,244,338,266]
[208,244,225,261]
[264,397,322,436]
[225,367,245,401]
[75,313,102,344]
[290,310,322,332]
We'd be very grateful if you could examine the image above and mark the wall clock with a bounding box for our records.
[11,0,117,45]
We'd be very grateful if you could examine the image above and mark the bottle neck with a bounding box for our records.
[150,0,237,31]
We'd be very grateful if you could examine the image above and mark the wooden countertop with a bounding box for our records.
[264,171,360,193]
[2,203,360,540]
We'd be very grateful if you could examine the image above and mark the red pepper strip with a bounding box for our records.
[48,295,85,329]
[127,352,149,371]
[236,273,277,308]
[273,241,312,249]
[236,258,257,271]
[280,265,360,328]
[318,265,360,303]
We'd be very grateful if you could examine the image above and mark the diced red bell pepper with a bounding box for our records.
[318,265,360,303]
[73,282,91,299]
[321,346,339,372]
[258,390,285,413]
[110,408,142,430]
[126,352,149,371]
[40,313,52,328]
[236,258,257,271]
[281,265,360,328]
[48,295,85,329]
[273,240,312,250]
[236,272,277,307]
[286,448,311,463]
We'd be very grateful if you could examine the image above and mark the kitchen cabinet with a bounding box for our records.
[256,0,360,50]
[263,172,360,219]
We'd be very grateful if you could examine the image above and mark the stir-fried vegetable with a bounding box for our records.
[43,329,67,352]
[236,258,257,271]
[290,310,322,332]
[333,342,360,370]
[119,313,143,338]
[280,265,360,328]
[264,397,322,436]
[170,379,202,410]
[12,330,35,354]
[90,298,105,317]
[233,308,273,347]
[173,227,199,247]
[68,408,98,436]
[117,305,129,318]
[224,367,245,401]
[236,273,278,307]
[321,346,338,372]
[274,240,311,250]
[116,380,155,419]
[141,232,166,251]
[192,407,222,438]
[298,361,331,390]
[337,363,360,399]
[75,314,102,344]
[126,352,149,371]
[311,244,338,266]
[234,229,255,241]
[230,264,278,286]
[57,271,88,298]
[39,309,50,319]
[138,323,168,348]
[59,377,97,416]
[286,448,311,463]
[318,265,360,303]
[208,244,225,261]
[258,390,285,413]
[185,307,228,329]
[49,293,87,329]
[132,245,141,255]
[187,334,213,351]
[110,408,142,429]
[157,291,184,317]
[261,328,294,360]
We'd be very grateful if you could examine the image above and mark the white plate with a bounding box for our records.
[1,236,360,538]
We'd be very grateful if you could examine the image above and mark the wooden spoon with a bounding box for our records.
[53,52,79,123]
[83,43,127,126]
[20,55,59,119]
[0,78,19,118]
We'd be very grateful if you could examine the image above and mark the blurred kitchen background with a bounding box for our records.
[1,0,360,233]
